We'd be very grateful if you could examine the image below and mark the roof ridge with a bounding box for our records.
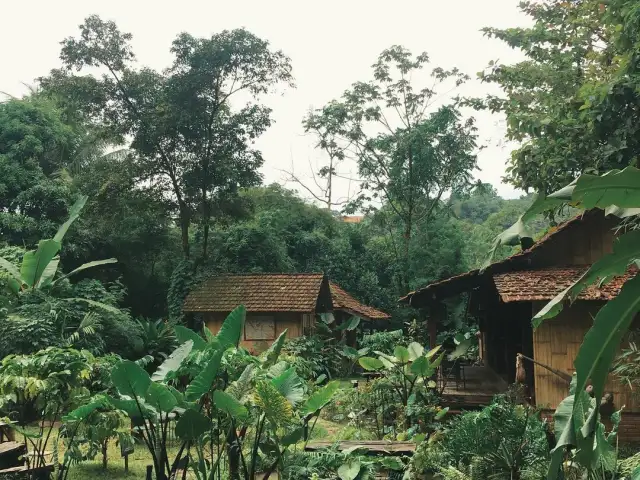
[206,272,325,277]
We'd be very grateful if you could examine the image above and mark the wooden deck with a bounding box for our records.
[305,440,416,455]
[441,365,508,408]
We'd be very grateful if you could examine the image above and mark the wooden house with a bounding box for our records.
[183,273,390,352]
[401,209,640,441]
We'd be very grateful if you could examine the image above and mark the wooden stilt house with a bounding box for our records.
[401,209,640,441]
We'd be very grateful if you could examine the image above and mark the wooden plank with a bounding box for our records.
[0,442,24,456]
[305,441,415,455]
[0,463,54,474]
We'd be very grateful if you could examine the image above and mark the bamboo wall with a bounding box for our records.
[531,301,640,412]
[205,311,306,353]
[531,211,616,268]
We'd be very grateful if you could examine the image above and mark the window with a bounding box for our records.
[244,315,276,341]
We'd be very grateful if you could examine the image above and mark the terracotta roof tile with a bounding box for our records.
[330,283,390,320]
[183,274,325,312]
[401,211,601,305]
[493,266,638,303]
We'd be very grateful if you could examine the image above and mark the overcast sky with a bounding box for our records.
[2,0,530,202]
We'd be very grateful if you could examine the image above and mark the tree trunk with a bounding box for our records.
[201,186,210,260]
[401,217,413,294]
[102,440,108,470]
[178,201,190,259]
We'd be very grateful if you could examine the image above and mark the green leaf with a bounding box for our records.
[394,346,410,363]
[410,356,433,377]
[281,427,305,446]
[572,166,640,209]
[448,339,472,361]
[54,195,87,243]
[359,357,384,371]
[271,368,305,405]
[63,396,109,422]
[64,297,122,314]
[51,259,117,286]
[175,408,211,441]
[534,229,640,325]
[380,457,404,471]
[337,460,361,480]
[302,381,340,416]
[435,407,449,420]
[111,360,151,398]
[574,274,640,413]
[151,340,193,382]
[263,329,288,368]
[631,466,640,480]
[167,385,186,408]
[425,345,442,359]
[212,390,248,421]
[146,383,178,412]
[255,380,292,426]
[38,257,59,288]
[21,240,61,288]
[108,397,152,425]
[431,351,445,369]
[174,325,207,351]
[0,257,21,283]
[483,193,563,268]
[407,342,424,361]
[217,305,245,349]
[185,349,223,401]
[345,316,361,331]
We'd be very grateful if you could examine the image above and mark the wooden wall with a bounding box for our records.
[205,311,307,353]
[531,301,640,413]
[531,211,617,268]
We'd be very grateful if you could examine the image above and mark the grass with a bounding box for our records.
[19,426,181,480]
[14,418,364,479]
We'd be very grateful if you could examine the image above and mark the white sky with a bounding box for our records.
[2,0,530,202]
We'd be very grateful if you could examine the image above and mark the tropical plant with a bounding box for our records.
[0,195,116,297]
[407,393,550,480]
[359,342,443,408]
[85,304,340,480]
[60,405,133,470]
[0,347,94,479]
[488,165,640,479]
[134,318,178,369]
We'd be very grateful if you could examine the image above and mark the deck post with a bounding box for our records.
[428,302,445,349]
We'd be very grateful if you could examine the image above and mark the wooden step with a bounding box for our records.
[0,463,54,474]
[0,442,24,456]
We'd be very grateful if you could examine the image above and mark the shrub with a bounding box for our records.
[282,334,344,380]
[408,393,550,480]
[359,329,404,355]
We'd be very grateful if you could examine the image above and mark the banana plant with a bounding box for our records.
[487,166,640,479]
[0,195,116,295]
[359,341,444,407]
[96,304,340,480]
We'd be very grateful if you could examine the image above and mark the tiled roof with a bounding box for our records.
[330,283,390,320]
[493,266,639,303]
[400,211,598,306]
[183,274,325,312]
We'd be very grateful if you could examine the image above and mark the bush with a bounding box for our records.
[282,335,344,380]
[408,393,550,480]
[359,329,404,355]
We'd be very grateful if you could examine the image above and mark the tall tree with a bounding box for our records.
[306,46,478,293]
[0,97,76,245]
[474,0,636,193]
[41,16,293,258]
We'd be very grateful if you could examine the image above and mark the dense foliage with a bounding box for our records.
[4,5,640,478]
